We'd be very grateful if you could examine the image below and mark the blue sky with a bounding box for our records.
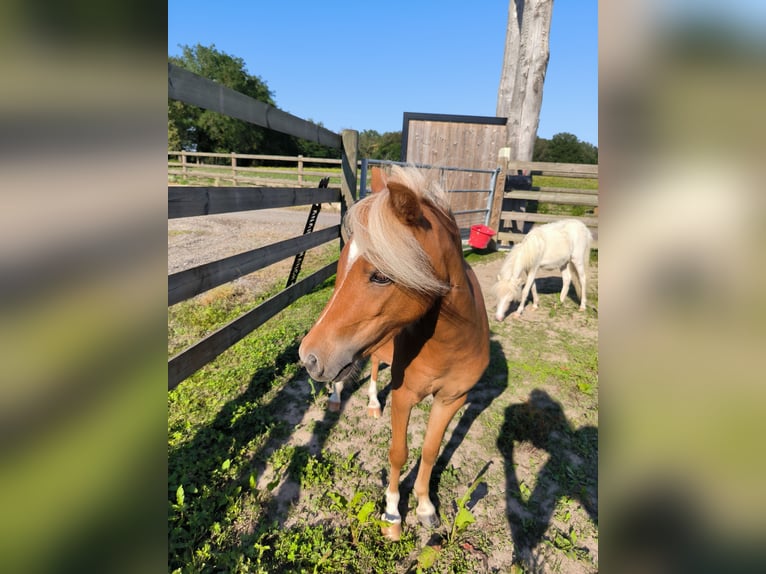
[168,1,598,146]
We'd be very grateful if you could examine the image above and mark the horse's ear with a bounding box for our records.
[370,167,387,194]
[387,181,423,226]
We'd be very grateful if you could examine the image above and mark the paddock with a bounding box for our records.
[168,64,598,572]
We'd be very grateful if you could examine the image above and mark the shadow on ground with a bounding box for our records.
[168,340,342,569]
[497,388,598,568]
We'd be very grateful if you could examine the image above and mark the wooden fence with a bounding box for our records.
[167,64,599,388]
[495,160,599,249]
[168,151,343,187]
[167,63,358,390]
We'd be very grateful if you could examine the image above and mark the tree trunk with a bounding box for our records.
[496,0,554,162]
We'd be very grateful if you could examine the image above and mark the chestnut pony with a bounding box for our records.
[299,166,489,539]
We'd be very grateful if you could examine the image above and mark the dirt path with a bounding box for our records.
[169,207,341,272]
[168,206,342,294]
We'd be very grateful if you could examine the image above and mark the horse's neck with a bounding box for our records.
[419,207,486,341]
[435,254,485,336]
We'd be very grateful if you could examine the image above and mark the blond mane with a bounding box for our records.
[344,166,454,296]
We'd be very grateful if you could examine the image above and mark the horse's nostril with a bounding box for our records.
[304,353,321,378]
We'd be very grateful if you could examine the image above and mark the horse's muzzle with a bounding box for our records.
[303,353,358,383]
[300,342,359,382]
[302,352,323,380]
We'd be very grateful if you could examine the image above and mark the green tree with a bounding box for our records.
[359,129,382,158]
[532,136,550,161]
[359,129,402,160]
[168,117,181,152]
[545,132,584,163]
[295,120,341,159]
[543,133,598,164]
[377,131,402,161]
[169,43,298,157]
[532,133,598,164]
[580,141,598,164]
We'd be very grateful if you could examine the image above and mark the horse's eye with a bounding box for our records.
[370,271,392,285]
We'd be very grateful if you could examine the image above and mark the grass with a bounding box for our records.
[531,175,598,218]
[168,250,598,573]
[168,242,339,357]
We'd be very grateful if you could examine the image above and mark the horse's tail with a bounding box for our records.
[570,225,593,299]
[583,226,593,267]
[584,226,593,255]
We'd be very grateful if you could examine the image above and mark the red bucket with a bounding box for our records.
[468,224,496,249]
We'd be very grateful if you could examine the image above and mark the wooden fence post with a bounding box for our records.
[297,155,304,185]
[181,151,187,176]
[340,130,359,238]
[488,167,506,236]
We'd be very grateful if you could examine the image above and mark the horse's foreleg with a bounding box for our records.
[367,357,381,417]
[530,281,540,310]
[514,272,538,316]
[413,394,468,528]
[381,388,415,541]
[328,380,343,412]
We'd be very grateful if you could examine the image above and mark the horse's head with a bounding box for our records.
[493,251,526,321]
[299,166,454,382]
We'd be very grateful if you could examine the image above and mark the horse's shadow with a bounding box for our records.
[497,388,598,567]
[498,275,585,319]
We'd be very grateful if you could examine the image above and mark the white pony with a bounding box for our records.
[493,219,592,320]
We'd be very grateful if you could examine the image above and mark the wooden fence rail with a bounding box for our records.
[168,63,341,147]
[168,63,357,390]
[169,261,338,387]
[168,186,341,219]
[169,225,341,306]
[168,150,344,187]
[497,160,599,248]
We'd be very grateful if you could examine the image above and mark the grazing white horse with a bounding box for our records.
[494,219,592,320]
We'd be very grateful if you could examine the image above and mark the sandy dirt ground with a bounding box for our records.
[169,212,599,572]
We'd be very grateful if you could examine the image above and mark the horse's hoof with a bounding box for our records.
[328,400,341,412]
[367,406,381,418]
[381,519,401,541]
[417,512,440,529]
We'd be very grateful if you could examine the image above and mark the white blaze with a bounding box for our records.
[313,239,360,329]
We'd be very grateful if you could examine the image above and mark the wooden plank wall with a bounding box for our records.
[405,119,506,228]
